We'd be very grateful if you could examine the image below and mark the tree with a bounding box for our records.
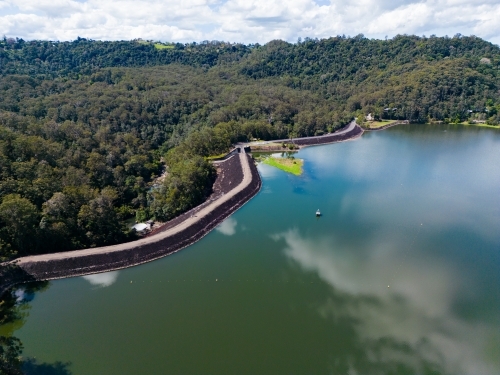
[0,35,498,258]
[77,187,129,247]
[0,336,23,375]
[39,192,75,252]
[0,195,39,256]
[150,155,216,221]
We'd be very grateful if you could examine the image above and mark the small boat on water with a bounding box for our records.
[316,209,321,217]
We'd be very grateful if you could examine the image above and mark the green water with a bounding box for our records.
[4,124,500,374]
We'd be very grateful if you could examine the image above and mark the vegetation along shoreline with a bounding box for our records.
[0,152,258,293]
[0,122,368,293]
[3,117,499,295]
[1,34,499,294]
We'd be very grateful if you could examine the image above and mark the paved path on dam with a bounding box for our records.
[242,121,359,148]
[277,120,358,144]
[14,151,253,266]
[3,121,364,286]
[0,121,365,290]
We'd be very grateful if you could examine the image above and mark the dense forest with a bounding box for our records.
[0,34,499,263]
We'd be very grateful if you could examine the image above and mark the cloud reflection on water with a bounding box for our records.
[82,271,119,287]
[216,216,238,236]
[256,163,279,179]
[272,229,500,375]
[299,130,500,241]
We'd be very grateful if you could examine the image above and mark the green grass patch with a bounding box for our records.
[154,43,175,50]
[205,152,230,161]
[263,156,303,176]
[368,120,399,129]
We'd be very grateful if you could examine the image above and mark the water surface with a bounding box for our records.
[4,124,500,374]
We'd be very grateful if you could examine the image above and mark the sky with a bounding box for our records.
[0,0,499,46]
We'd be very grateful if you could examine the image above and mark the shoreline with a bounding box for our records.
[366,120,500,131]
[298,126,364,148]
[436,122,500,129]
[0,121,389,294]
[246,121,364,151]
[0,152,261,293]
[1,119,496,295]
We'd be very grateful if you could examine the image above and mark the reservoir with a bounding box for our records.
[2,124,500,374]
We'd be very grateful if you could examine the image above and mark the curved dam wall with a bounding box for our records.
[3,155,261,287]
[293,124,363,146]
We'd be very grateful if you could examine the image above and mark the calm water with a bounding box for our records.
[3,124,500,374]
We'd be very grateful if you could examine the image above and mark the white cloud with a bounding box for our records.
[0,0,498,45]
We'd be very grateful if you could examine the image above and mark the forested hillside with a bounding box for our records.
[0,35,499,260]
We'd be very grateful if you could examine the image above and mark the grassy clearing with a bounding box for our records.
[368,120,399,129]
[263,156,303,176]
[154,43,175,50]
[206,152,230,161]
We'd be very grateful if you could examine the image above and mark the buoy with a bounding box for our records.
[387,285,390,288]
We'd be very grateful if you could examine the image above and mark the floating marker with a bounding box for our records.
[388,285,390,288]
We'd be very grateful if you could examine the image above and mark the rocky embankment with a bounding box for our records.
[293,125,363,146]
[1,153,260,293]
[0,122,366,295]
[249,121,363,150]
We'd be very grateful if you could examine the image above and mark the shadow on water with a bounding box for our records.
[23,359,72,375]
[0,277,71,375]
[1,281,50,332]
[0,263,41,300]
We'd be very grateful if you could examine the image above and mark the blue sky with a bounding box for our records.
[1,0,499,45]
